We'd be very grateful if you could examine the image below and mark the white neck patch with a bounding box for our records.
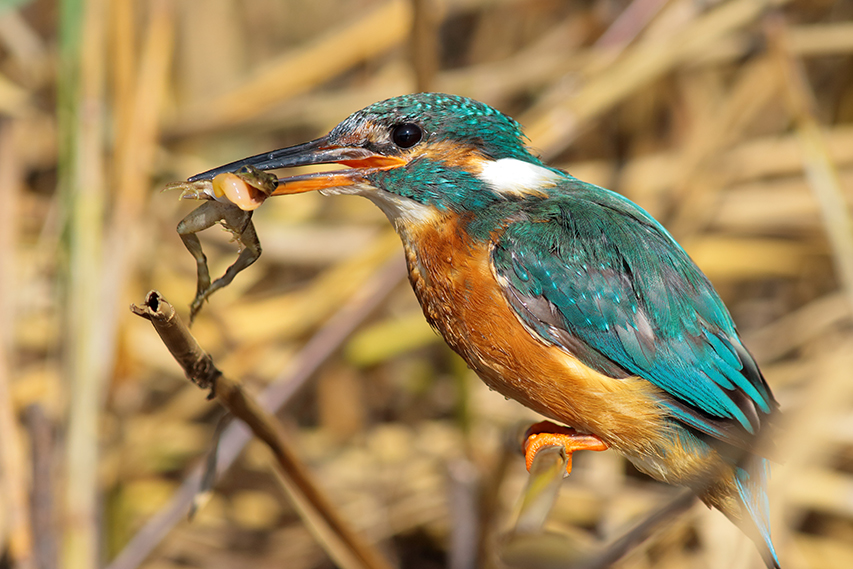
[477,158,564,197]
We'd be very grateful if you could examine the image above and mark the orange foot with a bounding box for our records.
[522,421,609,475]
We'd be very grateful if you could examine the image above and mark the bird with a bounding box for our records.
[186,93,781,567]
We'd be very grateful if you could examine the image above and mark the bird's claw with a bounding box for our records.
[523,421,609,476]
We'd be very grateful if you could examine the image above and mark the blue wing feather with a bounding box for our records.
[490,178,777,448]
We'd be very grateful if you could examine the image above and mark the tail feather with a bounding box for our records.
[733,458,780,568]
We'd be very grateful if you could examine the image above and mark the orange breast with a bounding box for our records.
[395,213,745,513]
[396,213,673,454]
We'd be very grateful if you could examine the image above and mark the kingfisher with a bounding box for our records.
[185,93,781,567]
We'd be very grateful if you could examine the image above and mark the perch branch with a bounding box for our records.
[131,291,394,569]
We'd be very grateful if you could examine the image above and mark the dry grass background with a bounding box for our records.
[1,0,853,568]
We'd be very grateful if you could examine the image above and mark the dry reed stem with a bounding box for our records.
[24,405,57,569]
[58,3,175,568]
[410,0,442,92]
[109,0,136,170]
[61,0,109,567]
[770,20,853,314]
[581,491,697,569]
[0,9,47,86]
[172,0,413,136]
[595,0,669,50]
[100,0,174,330]
[772,344,853,560]
[503,442,698,568]
[209,20,853,141]
[608,124,853,217]
[667,55,782,238]
[0,118,33,569]
[765,24,853,562]
[788,22,853,57]
[744,292,850,364]
[499,445,589,569]
[524,0,787,158]
[447,459,480,569]
[0,70,27,114]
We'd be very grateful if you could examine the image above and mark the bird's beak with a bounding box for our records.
[188,135,406,198]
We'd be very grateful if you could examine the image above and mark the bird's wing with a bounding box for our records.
[490,184,777,450]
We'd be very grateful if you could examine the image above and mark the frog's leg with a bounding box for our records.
[176,200,261,321]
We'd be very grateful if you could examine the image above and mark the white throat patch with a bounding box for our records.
[319,183,442,229]
[366,189,442,227]
[477,158,564,197]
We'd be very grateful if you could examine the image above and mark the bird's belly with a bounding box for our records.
[399,224,671,453]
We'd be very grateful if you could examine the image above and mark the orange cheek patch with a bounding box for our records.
[416,140,486,172]
[212,173,268,211]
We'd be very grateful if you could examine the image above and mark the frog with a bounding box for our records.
[166,165,279,321]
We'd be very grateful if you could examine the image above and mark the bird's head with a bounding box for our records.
[189,93,565,223]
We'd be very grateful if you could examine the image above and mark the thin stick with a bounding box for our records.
[131,291,395,569]
[24,405,57,569]
[579,491,696,569]
[447,459,480,569]
[498,446,580,569]
[109,256,405,569]
[512,445,569,535]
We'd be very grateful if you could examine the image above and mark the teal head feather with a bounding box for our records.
[330,93,542,163]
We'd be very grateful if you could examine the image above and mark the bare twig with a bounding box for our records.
[447,459,480,569]
[110,256,405,569]
[499,446,584,569]
[131,291,395,569]
[511,445,569,535]
[579,491,696,569]
[501,441,696,569]
[24,405,56,569]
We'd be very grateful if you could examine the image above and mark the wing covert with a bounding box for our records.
[491,184,777,448]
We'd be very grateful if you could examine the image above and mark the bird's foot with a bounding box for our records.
[522,421,609,476]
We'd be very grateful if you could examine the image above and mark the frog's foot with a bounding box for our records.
[177,200,261,322]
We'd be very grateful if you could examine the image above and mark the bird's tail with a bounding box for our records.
[732,458,780,569]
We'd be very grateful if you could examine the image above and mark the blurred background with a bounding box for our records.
[1,0,853,568]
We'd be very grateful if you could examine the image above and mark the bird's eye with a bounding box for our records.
[391,123,423,148]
